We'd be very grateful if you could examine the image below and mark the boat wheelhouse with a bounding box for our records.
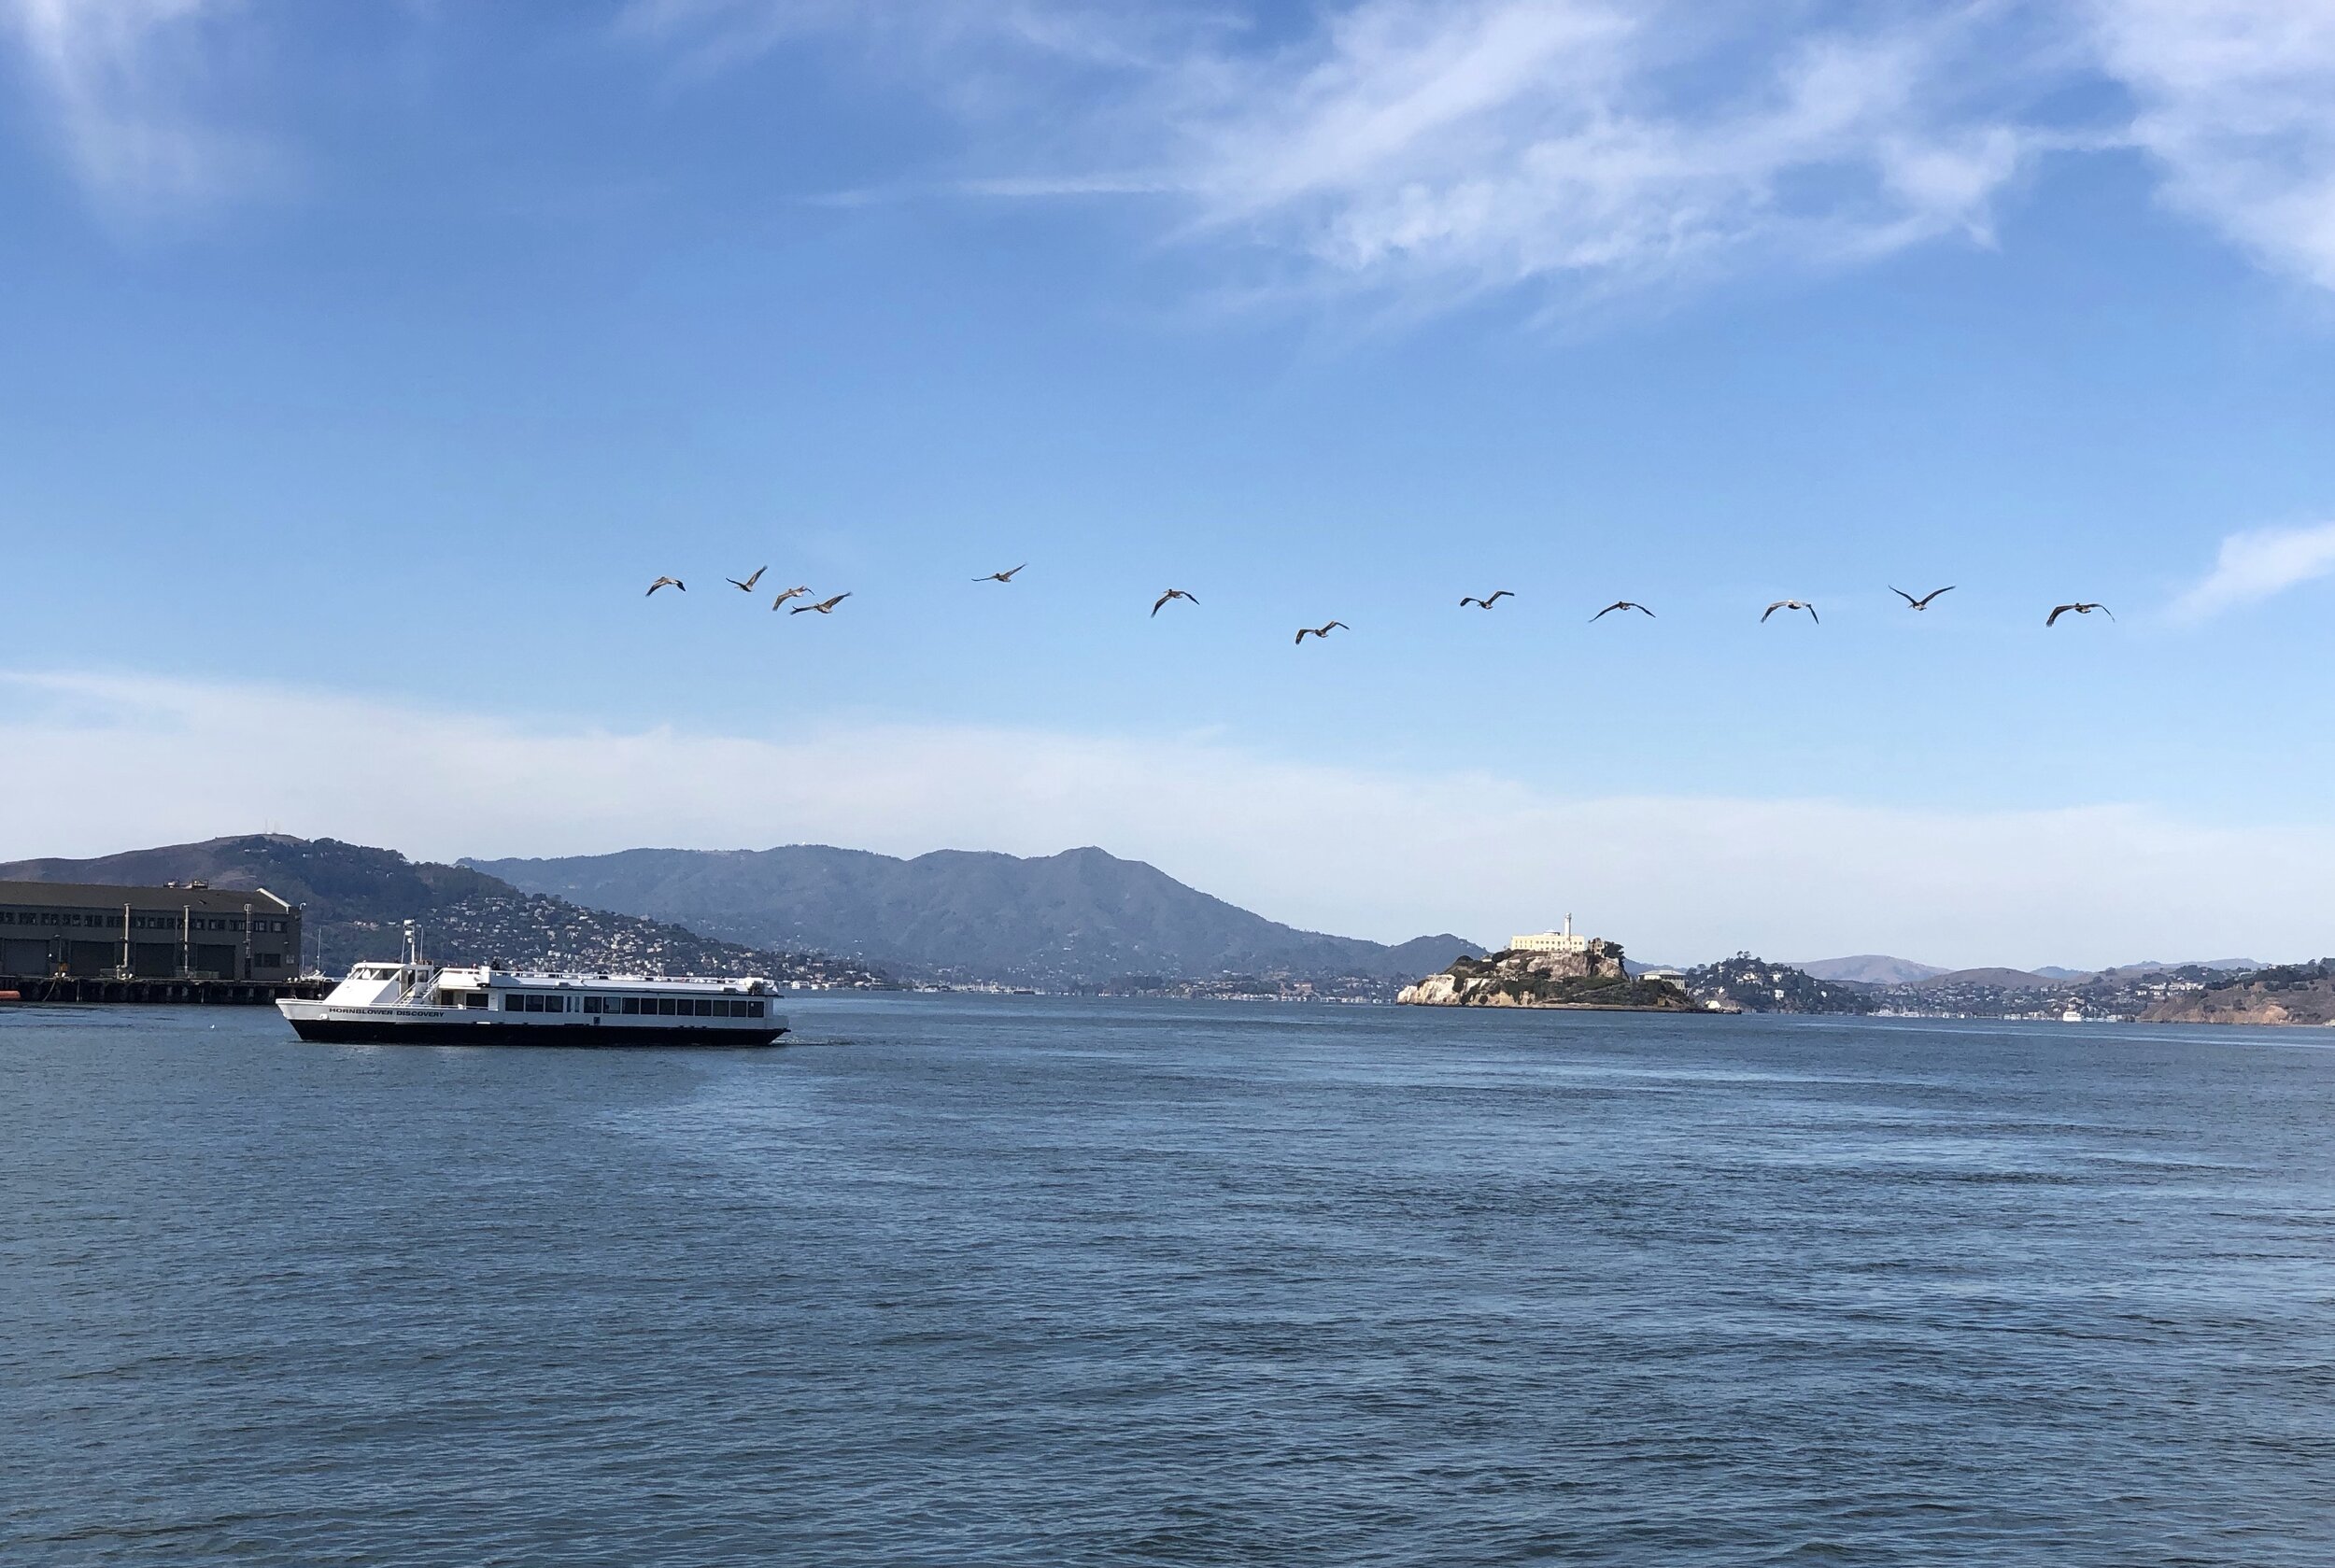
[277,925,786,1046]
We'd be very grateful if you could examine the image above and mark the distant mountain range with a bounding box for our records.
[467,844,1482,989]
[1794,954,2266,987]
[0,836,882,985]
[1791,954,1949,986]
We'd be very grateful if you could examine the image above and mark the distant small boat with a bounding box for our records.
[2061,1009,2084,1024]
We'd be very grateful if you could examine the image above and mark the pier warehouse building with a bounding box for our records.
[0,882,301,982]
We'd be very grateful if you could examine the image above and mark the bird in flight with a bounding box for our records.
[2046,601,2114,626]
[1459,591,1515,609]
[1591,601,1654,621]
[1152,588,1198,616]
[770,585,812,611]
[1295,621,1349,644]
[975,564,1026,583]
[1762,600,1818,624]
[646,576,686,597]
[727,566,767,592]
[1890,586,1954,610]
[789,593,852,614]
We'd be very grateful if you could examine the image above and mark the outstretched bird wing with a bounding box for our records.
[1806,603,1818,624]
[1890,586,1917,606]
[647,576,683,596]
[1486,590,1512,604]
[1294,628,1310,643]
[1921,586,1955,607]
[729,566,766,591]
[1762,601,1784,621]
[2047,604,2071,626]
[1591,602,1621,621]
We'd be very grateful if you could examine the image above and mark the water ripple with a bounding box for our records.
[4,1001,2333,1564]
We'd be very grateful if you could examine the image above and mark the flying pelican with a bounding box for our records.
[646,576,686,597]
[1459,591,1515,609]
[1295,621,1349,644]
[770,585,812,610]
[2046,601,2114,626]
[1152,588,1198,616]
[1762,600,1818,624]
[1591,601,1654,621]
[975,564,1026,583]
[727,566,767,592]
[789,593,852,614]
[1890,586,1954,610]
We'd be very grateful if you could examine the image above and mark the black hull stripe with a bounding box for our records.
[286,1020,787,1047]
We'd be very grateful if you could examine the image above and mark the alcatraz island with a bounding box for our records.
[1398,916,1717,1012]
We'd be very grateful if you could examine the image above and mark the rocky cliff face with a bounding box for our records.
[1399,939,1700,1010]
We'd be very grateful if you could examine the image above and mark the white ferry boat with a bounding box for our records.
[278,925,786,1046]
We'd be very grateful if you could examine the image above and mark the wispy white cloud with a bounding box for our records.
[0,0,273,212]
[1153,2,2042,306]
[4,669,2328,970]
[2087,0,2335,291]
[626,1,2057,306]
[12,0,2335,308]
[2171,519,2335,621]
[622,0,2335,310]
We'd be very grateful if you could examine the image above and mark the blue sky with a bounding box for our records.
[5,1,2335,967]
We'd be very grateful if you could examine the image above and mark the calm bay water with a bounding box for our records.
[4,997,2333,1565]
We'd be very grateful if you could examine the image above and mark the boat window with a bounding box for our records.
[745,999,764,1018]
[582,996,601,1014]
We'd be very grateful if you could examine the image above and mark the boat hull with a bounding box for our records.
[279,1009,785,1048]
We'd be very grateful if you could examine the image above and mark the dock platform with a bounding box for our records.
[0,975,331,1006]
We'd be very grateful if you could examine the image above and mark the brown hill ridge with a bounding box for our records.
[1399,939,1704,1010]
[1922,966,2057,988]
[2140,961,2335,1026]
